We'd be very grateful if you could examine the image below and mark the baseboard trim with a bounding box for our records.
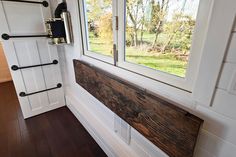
[65,92,139,157]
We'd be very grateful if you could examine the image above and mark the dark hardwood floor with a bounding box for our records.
[0,81,107,157]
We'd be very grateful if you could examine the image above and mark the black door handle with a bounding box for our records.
[11,60,58,71]
[19,83,62,97]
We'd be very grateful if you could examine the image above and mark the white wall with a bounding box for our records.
[193,25,236,157]
[0,43,11,83]
[52,0,236,156]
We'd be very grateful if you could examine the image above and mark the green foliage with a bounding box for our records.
[85,0,199,77]
[148,0,161,33]
[86,0,103,21]
[97,13,113,44]
[126,26,134,46]
[86,0,112,37]
[163,13,195,54]
[88,36,187,77]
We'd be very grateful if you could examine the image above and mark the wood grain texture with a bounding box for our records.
[73,60,203,157]
[0,43,12,83]
[0,81,107,157]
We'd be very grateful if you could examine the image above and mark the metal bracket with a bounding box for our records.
[45,11,73,45]
[113,44,118,66]
[115,16,119,30]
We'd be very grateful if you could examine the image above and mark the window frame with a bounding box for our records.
[79,0,116,65]
[78,0,218,92]
[117,0,209,91]
[74,0,236,107]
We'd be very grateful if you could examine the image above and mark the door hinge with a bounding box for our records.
[113,44,118,66]
[115,16,119,30]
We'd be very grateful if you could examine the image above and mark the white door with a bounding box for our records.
[0,0,65,118]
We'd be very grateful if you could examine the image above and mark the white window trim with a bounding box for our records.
[117,0,213,91]
[75,0,236,107]
[192,0,236,106]
[79,0,213,92]
[79,0,116,65]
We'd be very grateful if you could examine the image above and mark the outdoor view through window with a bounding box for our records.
[85,0,200,77]
[85,0,113,57]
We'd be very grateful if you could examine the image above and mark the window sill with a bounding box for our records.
[79,55,196,111]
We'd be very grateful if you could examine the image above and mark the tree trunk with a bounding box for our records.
[152,20,163,48]
[134,28,138,47]
[152,0,167,48]
[130,34,134,46]
[162,22,181,52]
[161,32,175,53]
[149,0,155,33]
[140,25,144,44]
[127,5,138,47]
[140,0,146,45]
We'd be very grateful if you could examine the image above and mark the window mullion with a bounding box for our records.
[78,0,88,54]
[117,0,125,66]
[112,0,119,66]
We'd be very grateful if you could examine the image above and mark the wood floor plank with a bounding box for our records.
[0,81,107,157]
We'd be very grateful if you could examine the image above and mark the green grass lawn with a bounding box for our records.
[126,47,187,77]
[87,33,187,77]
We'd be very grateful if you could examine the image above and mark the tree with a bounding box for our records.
[126,0,152,47]
[152,0,169,48]
[126,0,142,47]
[97,13,113,44]
[148,0,160,33]
[162,13,195,54]
[86,0,112,37]
[140,0,149,44]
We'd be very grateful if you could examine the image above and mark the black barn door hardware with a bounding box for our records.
[45,2,73,45]
[1,33,50,40]
[19,83,62,97]
[11,60,58,71]
[1,0,49,7]
[1,2,73,44]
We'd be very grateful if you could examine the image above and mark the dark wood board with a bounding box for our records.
[73,60,203,157]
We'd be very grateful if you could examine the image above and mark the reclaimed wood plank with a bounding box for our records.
[73,60,203,157]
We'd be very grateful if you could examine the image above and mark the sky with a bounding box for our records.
[85,0,201,22]
[167,0,200,20]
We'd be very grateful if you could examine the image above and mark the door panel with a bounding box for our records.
[13,40,49,111]
[1,42,32,117]
[1,1,50,34]
[37,40,65,106]
[0,0,65,118]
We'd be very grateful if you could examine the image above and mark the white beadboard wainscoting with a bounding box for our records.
[50,0,236,156]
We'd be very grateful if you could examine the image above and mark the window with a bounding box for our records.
[80,0,115,63]
[79,0,204,91]
[124,0,199,77]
